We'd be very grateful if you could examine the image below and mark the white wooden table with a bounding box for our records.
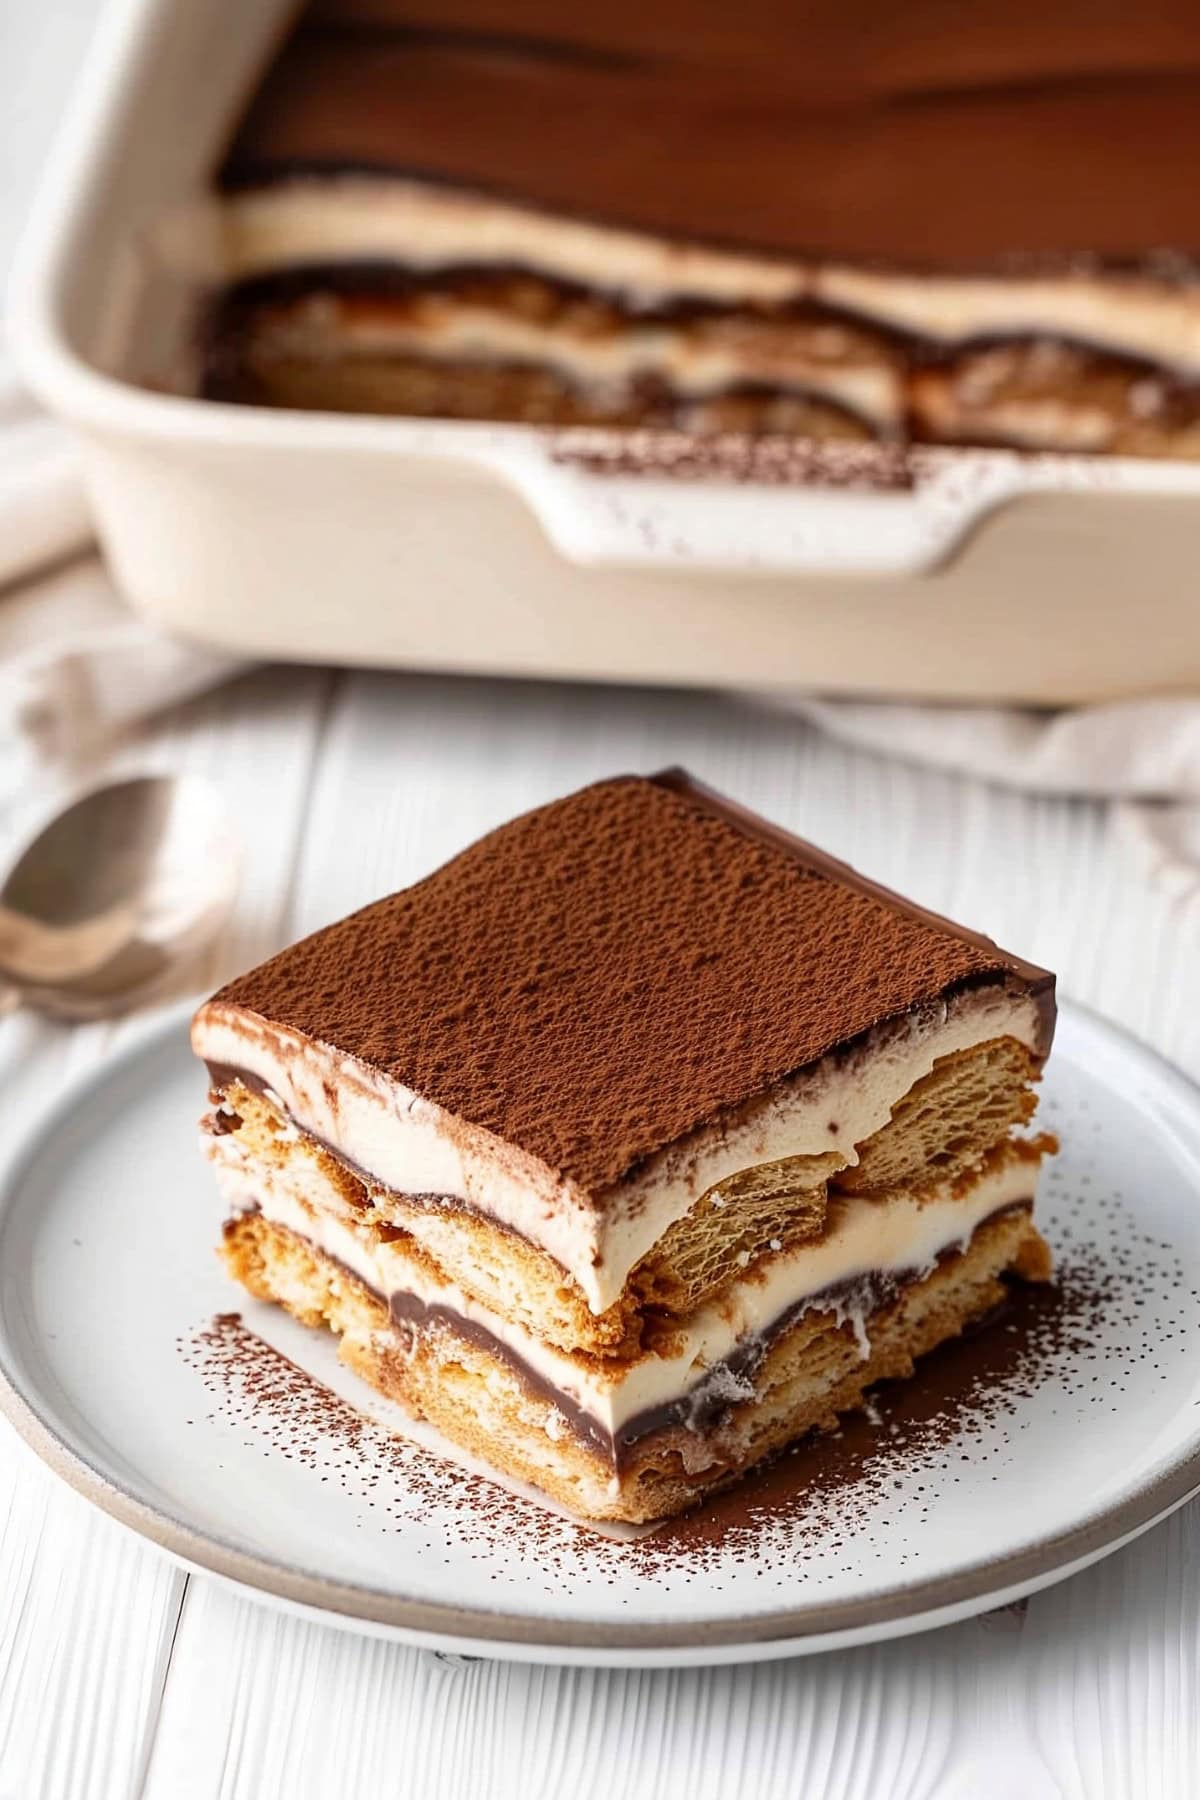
[4,12,1200,1796]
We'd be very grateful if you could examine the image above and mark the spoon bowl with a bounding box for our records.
[0,775,238,1019]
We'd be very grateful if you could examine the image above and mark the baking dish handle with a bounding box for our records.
[468,434,1200,577]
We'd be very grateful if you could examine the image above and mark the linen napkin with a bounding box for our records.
[0,354,245,805]
[757,694,1200,918]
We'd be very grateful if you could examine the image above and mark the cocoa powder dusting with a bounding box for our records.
[550,430,915,490]
[206,772,1049,1194]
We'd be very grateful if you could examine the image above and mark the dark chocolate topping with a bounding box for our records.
[221,3,1200,267]
[206,771,1054,1193]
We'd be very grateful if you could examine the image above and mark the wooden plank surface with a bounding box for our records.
[0,667,330,1800]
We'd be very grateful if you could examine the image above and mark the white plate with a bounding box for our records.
[1,1001,1199,1667]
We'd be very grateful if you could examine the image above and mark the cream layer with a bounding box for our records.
[217,1143,1039,1445]
[193,984,1042,1314]
[216,178,1200,374]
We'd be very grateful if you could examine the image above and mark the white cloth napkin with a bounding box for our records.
[753,694,1200,914]
[0,359,246,801]
[786,696,1200,801]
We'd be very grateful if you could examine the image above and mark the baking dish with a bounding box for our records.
[11,0,1200,702]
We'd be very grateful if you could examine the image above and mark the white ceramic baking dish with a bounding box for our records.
[12,0,1200,702]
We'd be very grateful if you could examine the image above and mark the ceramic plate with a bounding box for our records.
[1,1002,1199,1667]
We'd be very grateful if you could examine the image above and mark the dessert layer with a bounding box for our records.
[204,1027,1044,1349]
[215,1142,1043,1456]
[204,276,1200,452]
[214,179,1200,378]
[221,10,1200,266]
[191,771,1054,1311]
[223,1200,1050,1521]
[202,340,884,441]
[203,279,897,436]
[199,986,1043,1313]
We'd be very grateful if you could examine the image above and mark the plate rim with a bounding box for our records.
[2,997,1199,1663]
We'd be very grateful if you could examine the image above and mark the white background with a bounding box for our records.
[2,6,1199,1795]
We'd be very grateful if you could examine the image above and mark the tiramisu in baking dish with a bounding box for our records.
[204,2,1200,456]
[192,773,1057,1523]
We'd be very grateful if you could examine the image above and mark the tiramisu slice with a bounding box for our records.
[192,772,1056,1523]
[198,3,1200,457]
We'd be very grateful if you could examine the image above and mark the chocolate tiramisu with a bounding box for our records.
[192,772,1056,1524]
[201,3,1200,457]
